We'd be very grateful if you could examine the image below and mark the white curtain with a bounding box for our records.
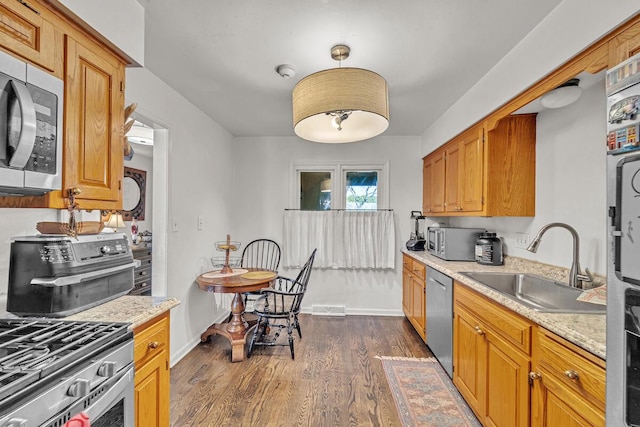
[283,210,395,269]
[283,210,334,268]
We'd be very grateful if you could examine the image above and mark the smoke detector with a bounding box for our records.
[276,64,296,79]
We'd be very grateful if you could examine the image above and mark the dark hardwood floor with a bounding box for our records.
[170,314,432,426]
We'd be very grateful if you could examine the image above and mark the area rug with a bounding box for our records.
[378,356,481,427]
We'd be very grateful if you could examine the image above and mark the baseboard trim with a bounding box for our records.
[301,306,403,317]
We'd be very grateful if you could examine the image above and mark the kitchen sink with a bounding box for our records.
[459,272,606,314]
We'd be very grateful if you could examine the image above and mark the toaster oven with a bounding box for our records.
[427,227,485,261]
[7,233,137,317]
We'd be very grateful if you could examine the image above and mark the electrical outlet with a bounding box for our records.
[514,232,530,249]
[197,216,204,231]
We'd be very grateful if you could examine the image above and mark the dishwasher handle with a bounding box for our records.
[428,276,448,291]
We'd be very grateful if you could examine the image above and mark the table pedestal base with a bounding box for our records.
[200,292,257,362]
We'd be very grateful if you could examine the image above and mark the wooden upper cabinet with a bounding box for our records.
[64,35,124,207]
[423,148,445,214]
[422,114,535,217]
[0,0,63,77]
[459,126,484,213]
[484,114,536,216]
[444,141,461,212]
[608,18,640,67]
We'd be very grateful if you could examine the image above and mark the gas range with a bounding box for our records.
[0,318,133,427]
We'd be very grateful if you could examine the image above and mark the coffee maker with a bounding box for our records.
[406,211,426,251]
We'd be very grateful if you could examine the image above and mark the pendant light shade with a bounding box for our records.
[292,46,389,143]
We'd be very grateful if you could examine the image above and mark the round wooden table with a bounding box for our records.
[196,268,277,362]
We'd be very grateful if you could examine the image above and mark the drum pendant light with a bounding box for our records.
[292,45,389,143]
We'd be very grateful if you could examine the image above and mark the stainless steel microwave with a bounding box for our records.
[427,227,485,261]
[0,49,63,196]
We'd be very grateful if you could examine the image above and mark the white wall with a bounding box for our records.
[55,0,145,65]
[447,81,608,275]
[232,136,422,315]
[421,0,639,154]
[125,67,235,363]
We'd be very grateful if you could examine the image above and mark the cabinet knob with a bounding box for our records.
[474,325,485,336]
[148,341,159,349]
[564,370,579,380]
[528,371,541,381]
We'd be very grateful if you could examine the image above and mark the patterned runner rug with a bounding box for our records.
[378,356,481,427]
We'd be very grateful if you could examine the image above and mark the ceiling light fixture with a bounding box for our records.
[292,44,389,143]
[127,122,154,145]
[540,78,582,109]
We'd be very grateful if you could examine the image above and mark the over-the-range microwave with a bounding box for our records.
[0,49,63,196]
[427,227,485,261]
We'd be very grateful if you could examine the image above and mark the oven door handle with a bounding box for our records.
[30,261,139,287]
[83,365,134,422]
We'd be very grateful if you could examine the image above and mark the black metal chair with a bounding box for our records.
[247,248,316,359]
[241,239,281,310]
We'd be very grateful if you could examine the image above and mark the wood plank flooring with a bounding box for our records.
[170,314,432,426]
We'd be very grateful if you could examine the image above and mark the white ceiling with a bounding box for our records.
[137,0,563,138]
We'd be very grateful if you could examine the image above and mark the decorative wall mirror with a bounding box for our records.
[122,167,146,220]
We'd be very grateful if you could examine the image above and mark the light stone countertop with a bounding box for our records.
[402,249,606,360]
[64,295,180,330]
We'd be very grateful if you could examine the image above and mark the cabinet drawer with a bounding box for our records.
[402,254,413,271]
[0,0,61,74]
[134,314,169,366]
[537,328,606,409]
[402,254,425,280]
[411,260,425,280]
[134,265,152,283]
[454,282,532,355]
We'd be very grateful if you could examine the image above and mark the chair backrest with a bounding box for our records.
[241,239,281,271]
[294,248,316,291]
[290,248,316,312]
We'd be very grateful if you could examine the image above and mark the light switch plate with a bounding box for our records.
[197,216,204,230]
[172,218,179,232]
[514,232,530,249]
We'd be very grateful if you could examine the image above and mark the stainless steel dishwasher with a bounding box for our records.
[426,266,453,378]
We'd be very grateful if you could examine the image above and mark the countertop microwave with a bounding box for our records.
[427,227,485,261]
[0,49,63,196]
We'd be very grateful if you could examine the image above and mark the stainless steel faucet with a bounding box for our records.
[526,222,593,289]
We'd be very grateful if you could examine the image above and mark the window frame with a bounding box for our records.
[290,161,389,210]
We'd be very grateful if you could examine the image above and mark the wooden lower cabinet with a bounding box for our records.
[134,311,171,427]
[530,328,606,427]
[454,303,530,427]
[402,254,426,341]
[452,281,606,427]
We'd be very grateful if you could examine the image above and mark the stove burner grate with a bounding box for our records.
[0,318,131,405]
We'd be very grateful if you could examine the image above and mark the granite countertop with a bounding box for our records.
[64,295,180,330]
[402,249,606,360]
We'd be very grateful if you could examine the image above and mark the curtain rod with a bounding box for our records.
[284,208,393,211]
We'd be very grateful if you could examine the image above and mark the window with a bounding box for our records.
[291,162,389,210]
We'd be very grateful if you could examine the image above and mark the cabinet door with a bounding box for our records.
[423,151,445,214]
[444,142,461,212]
[453,306,485,418]
[402,267,413,318]
[484,330,530,427]
[411,275,425,339]
[459,127,484,212]
[423,157,434,214]
[432,150,446,213]
[0,1,61,75]
[135,349,170,427]
[65,35,124,206]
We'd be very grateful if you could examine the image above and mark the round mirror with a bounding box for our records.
[123,176,140,211]
[122,167,146,221]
